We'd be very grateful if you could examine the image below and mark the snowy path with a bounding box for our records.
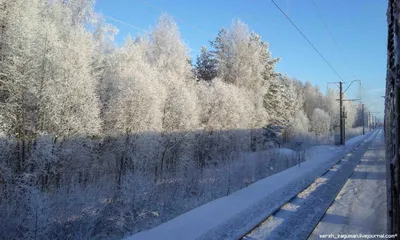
[309,129,386,239]
[125,131,376,240]
[242,130,380,240]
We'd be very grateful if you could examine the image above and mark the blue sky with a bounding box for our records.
[95,0,386,119]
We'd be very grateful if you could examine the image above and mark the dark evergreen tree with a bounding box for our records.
[195,46,217,81]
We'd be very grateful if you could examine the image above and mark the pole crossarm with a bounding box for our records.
[364,102,378,111]
[336,99,361,101]
[343,80,361,94]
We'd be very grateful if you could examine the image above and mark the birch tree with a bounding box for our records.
[145,14,199,179]
[147,13,192,81]
[311,108,330,136]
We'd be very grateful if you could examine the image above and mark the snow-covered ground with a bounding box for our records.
[125,131,376,240]
[309,130,386,239]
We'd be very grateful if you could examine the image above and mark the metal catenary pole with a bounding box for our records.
[362,103,365,135]
[340,81,344,145]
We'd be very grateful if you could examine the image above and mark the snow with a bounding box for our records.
[241,148,296,158]
[243,129,381,239]
[345,132,369,146]
[125,131,376,240]
[240,148,297,163]
[309,130,386,238]
[267,148,297,157]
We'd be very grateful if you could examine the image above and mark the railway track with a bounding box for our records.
[239,130,381,240]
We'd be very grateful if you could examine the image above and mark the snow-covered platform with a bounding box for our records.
[309,130,386,239]
[244,129,381,239]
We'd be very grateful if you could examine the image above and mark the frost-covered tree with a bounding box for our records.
[210,19,279,150]
[211,19,278,92]
[264,77,285,124]
[0,0,42,153]
[284,78,303,118]
[147,13,192,80]
[353,104,364,127]
[263,75,300,127]
[324,88,340,127]
[343,99,357,128]
[303,81,325,120]
[42,24,101,137]
[102,37,165,178]
[310,108,330,136]
[146,13,198,129]
[0,1,105,237]
[292,110,310,134]
[196,79,252,164]
[103,37,163,135]
[0,0,102,140]
[91,16,118,119]
[142,14,200,179]
[283,110,310,142]
[196,79,252,131]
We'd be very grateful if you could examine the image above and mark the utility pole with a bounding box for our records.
[372,114,374,129]
[362,103,365,135]
[343,105,347,141]
[369,112,380,130]
[368,111,371,131]
[339,82,344,145]
[364,102,378,132]
[373,115,375,129]
[328,80,361,146]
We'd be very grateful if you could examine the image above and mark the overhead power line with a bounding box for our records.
[133,0,236,64]
[137,0,213,37]
[64,1,201,57]
[104,15,150,34]
[269,0,345,82]
[103,15,198,54]
[310,0,360,100]
[310,0,355,79]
